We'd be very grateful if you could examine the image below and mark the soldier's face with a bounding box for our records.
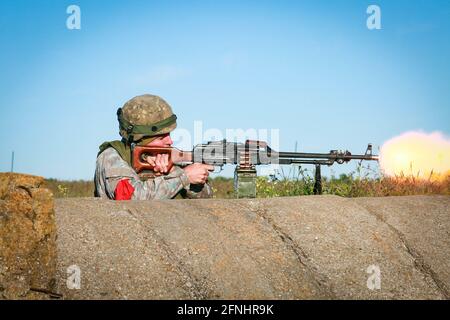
[146,133,173,147]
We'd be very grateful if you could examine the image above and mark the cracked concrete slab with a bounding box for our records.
[54,195,449,299]
[354,195,450,299]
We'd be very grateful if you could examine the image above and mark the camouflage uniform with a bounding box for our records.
[94,147,213,200]
[94,94,213,200]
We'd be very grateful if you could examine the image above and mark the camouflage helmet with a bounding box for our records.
[117,94,177,142]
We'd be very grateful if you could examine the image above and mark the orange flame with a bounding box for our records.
[380,131,450,180]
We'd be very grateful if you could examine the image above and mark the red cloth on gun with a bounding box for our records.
[114,179,135,200]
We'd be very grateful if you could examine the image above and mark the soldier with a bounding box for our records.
[94,94,214,200]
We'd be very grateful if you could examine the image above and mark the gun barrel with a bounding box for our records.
[276,151,378,165]
[278,152,337,159]
[279,152,376,159]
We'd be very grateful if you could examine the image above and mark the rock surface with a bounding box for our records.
[0,173,57,299]
[55,195,449,300]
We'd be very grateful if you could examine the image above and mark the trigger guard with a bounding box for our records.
[213,166,223,174]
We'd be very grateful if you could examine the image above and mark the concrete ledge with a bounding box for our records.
[54,195,449,299]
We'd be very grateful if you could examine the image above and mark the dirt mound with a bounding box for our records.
[0,173,57,299]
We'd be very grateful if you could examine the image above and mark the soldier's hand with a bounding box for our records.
[183,164,214,185]
[146,154,170,174]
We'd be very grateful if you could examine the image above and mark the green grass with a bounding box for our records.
[255,165,450,198]
[44,165,450,198]
[44,178,94,198]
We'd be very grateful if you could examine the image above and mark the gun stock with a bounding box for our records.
[132,146,193,173]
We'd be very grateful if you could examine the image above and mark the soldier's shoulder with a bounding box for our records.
[98,147,121,159]
[96,147,124,167]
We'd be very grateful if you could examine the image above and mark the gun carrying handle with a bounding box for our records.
[245,140,267,148]
[245,140,273,155]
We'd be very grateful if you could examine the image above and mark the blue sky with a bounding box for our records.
[0,0,449,179]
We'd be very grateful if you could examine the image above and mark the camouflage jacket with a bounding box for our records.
[94,147,213,200]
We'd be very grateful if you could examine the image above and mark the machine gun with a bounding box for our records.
[132,140,379,198]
